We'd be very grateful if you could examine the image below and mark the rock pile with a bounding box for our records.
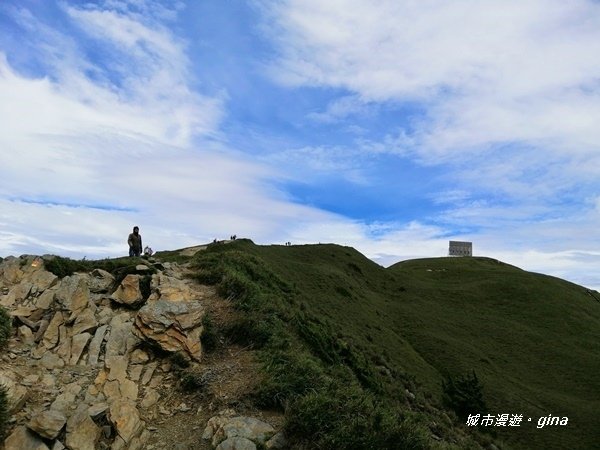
[0,254,287,450]
[202,409,286,450]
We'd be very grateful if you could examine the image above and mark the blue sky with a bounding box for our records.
[0,0,599,290]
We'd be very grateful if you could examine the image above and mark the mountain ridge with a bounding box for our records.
[0,240,598,449]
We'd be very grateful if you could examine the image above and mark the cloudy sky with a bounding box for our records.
[1,0,599,289]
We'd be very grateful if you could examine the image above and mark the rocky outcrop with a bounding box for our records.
[111,275,143,307]
[134,299,204,361]
[0,254,285,450]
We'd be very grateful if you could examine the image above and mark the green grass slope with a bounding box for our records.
[172,241,599,449]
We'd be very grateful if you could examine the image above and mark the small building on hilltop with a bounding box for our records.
[449,240,472,257]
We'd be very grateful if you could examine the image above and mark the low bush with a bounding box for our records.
[44,255,142,279]
[285,382,430,450]
[442,371,487,419]
[0,306,10,351]
[0,384,8,440]
[201,314,218,353]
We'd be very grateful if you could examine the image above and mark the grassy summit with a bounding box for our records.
[165,240,599,449]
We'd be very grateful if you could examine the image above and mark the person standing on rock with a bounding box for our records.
[128,226,142,257]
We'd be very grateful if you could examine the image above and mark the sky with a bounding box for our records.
[0,0,599,290]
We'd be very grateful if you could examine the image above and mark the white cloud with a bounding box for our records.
[1,0,599,295]
[265,0,600,159]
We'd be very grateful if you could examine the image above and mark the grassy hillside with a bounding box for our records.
[161,241,599,449]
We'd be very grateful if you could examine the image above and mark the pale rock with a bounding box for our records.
[3,426,50,450]
[128,365,143,382]
[126,429,150,450]
[135,265,150,272]
[55,325,71,361]
[21,374,40,386]
[97,307,114,325]
[108,399,145,444]
[106,355,129,383]
[55,274,90,314]
[103,380,121,401]
[9,305,36,318]
[35,288,56,310]
[105,313,139,357]
[27,409,67,439]
[151,273,196,302]
[202,410,237,440]
[39,352,65,370]
[52,440,66,450]
[41,373,56,387]
[51,382,82,413]
[134,299,204,361]
[216,437,257,450]
[70,332,92,365]
[111,274,143,307]
[18,325,35,345]
[265,431,287,449]
[87,324,108,365]
[148,374,163,389]
[140,362,158,385]
[34,318,50,342]
[66,409,101,450]
[130,348,150,364]
[120,379,138,401]
[140,388,160,408]
[72,308,98,335]
[0,369,28,413]
[0,257,24,285]
[89,268,115,293]
[94,369,107,387]
[211,416,276,447]
[1,282,33,307]
[87,402,109,418]
[42,311,64,349]
[29,269,58,292]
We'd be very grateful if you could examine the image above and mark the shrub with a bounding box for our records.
[169,352,191,369]
[442,371,487,419]
[44,255,143,279]
[0,384,8,440]
[0,306,10,351]
[285,383,430,450]
[254,350,327,409]
[201,314,218,353]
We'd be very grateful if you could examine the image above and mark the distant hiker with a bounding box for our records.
[128,226,142,257]
[144,246,153,257]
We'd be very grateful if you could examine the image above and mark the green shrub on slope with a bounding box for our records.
[0,306,10,351]
[0,306,11,439]
[442,371,487,419]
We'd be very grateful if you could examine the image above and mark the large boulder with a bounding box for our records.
[0,369,28,413]
[88,268,115,294]
[134,299,204,361]
[54,274,91,315]
[203,413,276,448]
[111,275,144,307]
[3,426,50,450]
[27,409,67,440]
